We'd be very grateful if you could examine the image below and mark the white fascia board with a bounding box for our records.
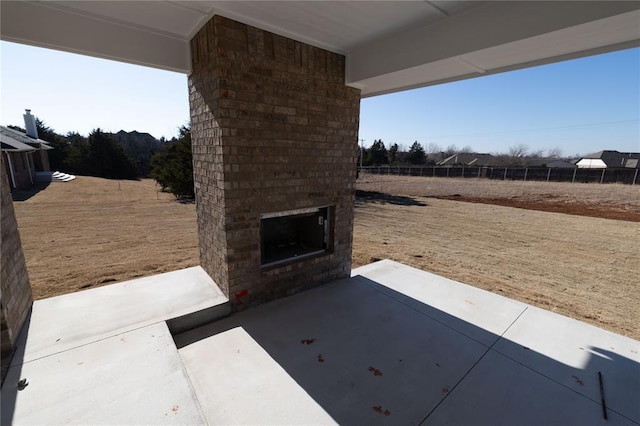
[347,1,640,94]
[0,1,191,74]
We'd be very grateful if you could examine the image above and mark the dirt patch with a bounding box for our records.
[357,173,640,216]
[436,196,640,222]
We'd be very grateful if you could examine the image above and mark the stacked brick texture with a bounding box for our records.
[189,16,361,308]
[2,152,34,191]
[1,165,33,379]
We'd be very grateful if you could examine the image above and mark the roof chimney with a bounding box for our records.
[23,109,39,139]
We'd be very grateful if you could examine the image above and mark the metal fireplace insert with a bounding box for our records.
[260,206,331,267]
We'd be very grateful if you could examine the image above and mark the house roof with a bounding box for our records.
[543,159,577,168]
[626,159,639,169]
[1,1,639,97]
[438,153,500,167]
[0,126,54,152]
[523,158,577,168]
[1,140,35,152]
[579,150,640,168]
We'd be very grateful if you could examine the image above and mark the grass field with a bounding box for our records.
[12,178,199,299]
[12,175,639,340]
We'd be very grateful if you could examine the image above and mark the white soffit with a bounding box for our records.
[206,1,476,54]
[0,0,468,71]
[0,0,194,73]
[49,1,216,39]
[1,1,639,97]
[347,2,640,96]
[463,10,640,70]
[353,8,640,97]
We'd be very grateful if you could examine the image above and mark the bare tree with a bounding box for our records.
[426,142,442,154]
[530,149,545,159]
[495,144,531,167]
[443,144,459,157]
[546,147,563,159]
[508,144,529,158]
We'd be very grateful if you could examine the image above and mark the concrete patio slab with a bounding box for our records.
[353,260,528,346]
[494,306,640,423]
[2,260,638,425]
[176,276,492,424]
[11,266,228,365]
[2,322,205,425]
[178,326,336,424]
[427,349,636,426]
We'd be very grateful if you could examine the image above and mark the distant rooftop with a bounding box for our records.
[0,126,53,152]
[579,150,640,168]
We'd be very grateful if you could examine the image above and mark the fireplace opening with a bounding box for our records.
[260,206,331,267]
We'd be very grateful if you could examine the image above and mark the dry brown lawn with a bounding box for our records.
[355,174,639,340]
[13,177,199,299]
[12,174,640,340]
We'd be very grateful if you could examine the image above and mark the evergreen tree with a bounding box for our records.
[11,115,170,180]
[407,141,426,164]
[63,132,91,175]
[85,129,138,179]
[112,130,164,177]
[365,139,389,166]
[35,119,69,171]
[388,143,399,165]
[150,126,194,198]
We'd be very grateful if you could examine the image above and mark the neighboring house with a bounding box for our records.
[526,158,577,168]
[0,110,54,190]
[1,133,37,190]
[438,153,580,169]
[576,150,640,169]
[437,153,500,167]
[544,159,577,168]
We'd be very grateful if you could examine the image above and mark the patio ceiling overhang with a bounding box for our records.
[1,1,639,97]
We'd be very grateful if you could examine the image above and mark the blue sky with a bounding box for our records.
[1,41,638,157]
[360,47,639,157]
[1,41,189,141]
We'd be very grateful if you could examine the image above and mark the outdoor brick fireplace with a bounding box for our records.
[189,16,361,308]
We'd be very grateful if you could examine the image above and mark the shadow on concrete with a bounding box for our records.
[355,190,427,207]
[11,182,50,202]
[1,312,30,425]
[175,274,639,425]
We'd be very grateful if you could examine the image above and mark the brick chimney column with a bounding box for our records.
[189,16,361,308]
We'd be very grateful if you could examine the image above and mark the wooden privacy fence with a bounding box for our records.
[360,166,639,185]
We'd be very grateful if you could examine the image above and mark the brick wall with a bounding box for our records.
[3,152,34,191]
[34,149,51,172]
[1,164,33,381]
[189,16,361,308]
